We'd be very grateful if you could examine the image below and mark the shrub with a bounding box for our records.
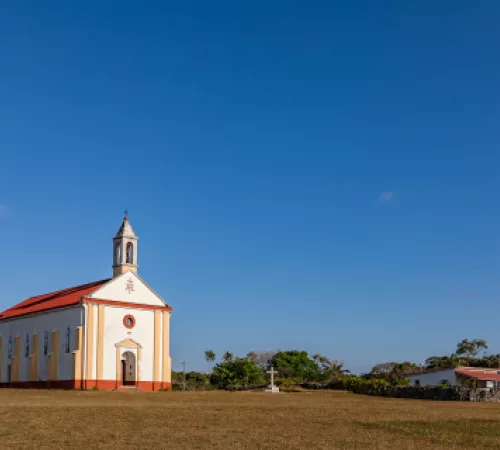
[211,358,266,389]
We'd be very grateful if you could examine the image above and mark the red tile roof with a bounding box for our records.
[0,279,110,320]
[455,368,500,382]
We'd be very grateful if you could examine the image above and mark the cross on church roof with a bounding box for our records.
[124,208,128,218]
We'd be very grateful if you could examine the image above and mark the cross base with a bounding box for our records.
[265,386,280,393]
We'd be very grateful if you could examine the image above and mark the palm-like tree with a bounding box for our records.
[319,356,331,369]
[222,351,234,362]
[205,349,216,373]
[247,351,257,361]
[312,353,321,365]
[329,360,349,381]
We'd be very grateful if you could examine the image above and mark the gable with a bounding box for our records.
[86,271,169,307]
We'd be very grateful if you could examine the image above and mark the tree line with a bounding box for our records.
[171,338,495,391]
[172,350,349,390]
[364,338,493,384]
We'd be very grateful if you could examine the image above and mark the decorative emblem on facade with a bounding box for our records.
[126,278,134,294]
[123,314,136,329]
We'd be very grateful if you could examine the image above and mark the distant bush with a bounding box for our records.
[172,371,214,391]
[211,358,266,390]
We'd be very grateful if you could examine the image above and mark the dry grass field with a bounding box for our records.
[1,390,500,449]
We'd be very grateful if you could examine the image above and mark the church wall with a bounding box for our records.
[0,307,83,384]
[102,306,157,382]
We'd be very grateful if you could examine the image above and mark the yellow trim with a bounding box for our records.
[115,346,121,386]
[73,326,83,381]
[162,312,170,383]
[85,304,95,381]
[29,334,39,382]
[11,336,20,382]
[114,338,142,349]
[48,330,59,381]
[96,305,105,380]
[153,310,161,382]
[137,347,141,383]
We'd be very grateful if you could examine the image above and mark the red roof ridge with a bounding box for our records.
[455,367,500,382]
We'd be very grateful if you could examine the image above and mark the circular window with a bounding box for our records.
[123,314,136,329]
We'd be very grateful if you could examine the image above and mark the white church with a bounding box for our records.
[0,217,172,390]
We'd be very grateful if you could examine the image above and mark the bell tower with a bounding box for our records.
[113,214,138,277]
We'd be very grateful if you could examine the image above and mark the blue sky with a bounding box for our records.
[0,1,498,374]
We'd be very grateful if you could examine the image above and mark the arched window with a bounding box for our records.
[44,330,49,356]
[126,242,133,264]
[65,327,71,353]
[25,333,30,357]
[114,242,121,266]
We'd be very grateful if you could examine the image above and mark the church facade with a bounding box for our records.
[0,217,172,390]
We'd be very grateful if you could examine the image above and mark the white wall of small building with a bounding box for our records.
[407,369,458,387]
[0,307,83,382]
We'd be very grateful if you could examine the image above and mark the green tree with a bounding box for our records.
[171,371,211,390]
[273,350,320,382]
[456,339,488,364]
[205,349,216,373]
[327,360,349,382]
[477,353,500,368]
[222,351,234,362]
[368,361,422,385]
[425,355,458,370]
[211,358,266,389]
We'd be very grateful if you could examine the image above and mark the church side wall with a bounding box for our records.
[0,307,83,386]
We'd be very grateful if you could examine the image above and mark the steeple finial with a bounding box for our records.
[124,208,128,219]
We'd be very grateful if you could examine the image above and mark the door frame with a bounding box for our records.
[114,338,142,389]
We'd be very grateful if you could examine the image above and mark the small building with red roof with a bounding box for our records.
[0,217,172,391]
[408,367,500,389]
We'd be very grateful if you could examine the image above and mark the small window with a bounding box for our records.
[126,242,133,264]
[44,331,49,356]
[8,337,12,359]
[65,327,71,353]
[114,242,121,265]
[123,314,136,329]
[414,380,421,387]
[25,334,30,357]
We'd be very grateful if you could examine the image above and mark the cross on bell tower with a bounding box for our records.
[112,213,138,277]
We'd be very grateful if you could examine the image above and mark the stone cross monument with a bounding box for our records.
[265,366,279,393]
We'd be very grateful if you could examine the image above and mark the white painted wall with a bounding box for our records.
[101,305,159,382]
[87,271,167,307]
[407,369,457,386]
[0,307,83,382]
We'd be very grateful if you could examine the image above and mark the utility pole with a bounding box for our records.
[182,361,186,392]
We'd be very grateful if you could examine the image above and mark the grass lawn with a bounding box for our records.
[1,389,500,449]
